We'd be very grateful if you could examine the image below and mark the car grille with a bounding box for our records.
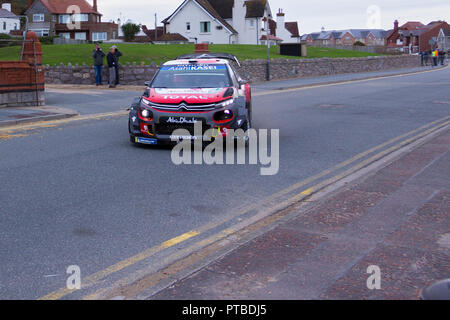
[155,123,211,136]
[150,102,217,112]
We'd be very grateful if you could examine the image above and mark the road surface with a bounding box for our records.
[0,66,449,299]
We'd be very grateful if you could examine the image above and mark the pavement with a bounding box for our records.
[152,128,450,300]
[0,64,449,300]
[251,65,446,91]
[0,106,78,128]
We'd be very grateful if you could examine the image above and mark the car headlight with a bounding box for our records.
[142,99,152,106]
[217,99,234,108]
[139,108,153,121]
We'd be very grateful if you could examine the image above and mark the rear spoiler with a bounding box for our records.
[176,53,241,67]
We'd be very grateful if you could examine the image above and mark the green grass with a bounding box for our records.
[0,44,381,66]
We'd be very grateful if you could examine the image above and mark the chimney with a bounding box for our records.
[93,0,98,12]
[27,0,33,9]
[394,20,399,31]
[1,3,11,12]
[276,9,285,34]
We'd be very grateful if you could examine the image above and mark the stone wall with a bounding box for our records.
[45,62,159,86]
[240,55,421,83]
[44,55,421,86]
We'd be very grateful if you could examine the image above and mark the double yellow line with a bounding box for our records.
[38,115,450,300]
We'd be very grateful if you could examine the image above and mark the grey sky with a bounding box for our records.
[94,0,449,34]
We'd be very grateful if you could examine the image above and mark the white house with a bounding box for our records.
[0,3,20,35]
[437,28,450,51]
[162,0,300,45]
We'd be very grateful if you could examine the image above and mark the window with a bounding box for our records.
[59,33,70,39]
[3,22,6,31]
[58,14,88,24]
[73,14,88,22]
[200,21,211,33]
[58,15,70,24]
[93,32,107,41]
[52,15,57,22]
[32,29,50,37]
[250,19,255,28]
[14,23,17,30]
[151,64,232,89]
[186,22,191,31]
[75,32,86,40]
[33,14,44,22]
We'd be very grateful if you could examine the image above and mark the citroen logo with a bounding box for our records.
[178,103,188,111]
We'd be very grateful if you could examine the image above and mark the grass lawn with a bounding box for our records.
[0,44,381,66]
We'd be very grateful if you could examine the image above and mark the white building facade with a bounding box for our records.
[163,0,299,45]
[0,3,20,35]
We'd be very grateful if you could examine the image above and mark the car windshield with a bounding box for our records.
[151,64,232,89]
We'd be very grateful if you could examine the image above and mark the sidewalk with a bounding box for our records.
[0,106,78,128]
[153,128,450,300]
[251,65,447,91]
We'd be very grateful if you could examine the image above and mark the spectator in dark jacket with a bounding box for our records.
[92,44,105,86]
[112,45,123,85]
[107,47,118,88]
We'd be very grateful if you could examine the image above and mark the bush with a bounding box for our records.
[0,33,22,47]
[121,23,141,42]
[353,41,366,46]
[38,36,58,45]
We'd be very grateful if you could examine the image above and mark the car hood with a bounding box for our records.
[146,88,231,104]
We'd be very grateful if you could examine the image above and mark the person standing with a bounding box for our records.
[92,44,105,86]
[432,48,439,67]
[107,47,118,88]
[112,45,123,86]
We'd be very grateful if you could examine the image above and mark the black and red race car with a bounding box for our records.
[128,53,252,145]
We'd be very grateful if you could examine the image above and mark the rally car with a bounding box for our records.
[128,53,252,146]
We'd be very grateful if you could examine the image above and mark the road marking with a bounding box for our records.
[0,111,128,135]
[37,115,450,300]
[37,230,199,300]
[301,188,314,196]
[253,65,449,97]
[161,231,200,248]
[87,120,450,300]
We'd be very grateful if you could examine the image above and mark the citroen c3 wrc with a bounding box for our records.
[128,53,252,146]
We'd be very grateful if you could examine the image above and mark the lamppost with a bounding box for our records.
[265,17,271,81]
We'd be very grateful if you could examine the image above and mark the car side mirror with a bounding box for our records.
[144,81,151,87]
[239,80,248,86]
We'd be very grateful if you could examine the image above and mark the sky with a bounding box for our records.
[93,0,450,34]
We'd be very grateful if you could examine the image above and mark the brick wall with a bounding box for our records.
[44,55,421,86]
[0,31,45,107]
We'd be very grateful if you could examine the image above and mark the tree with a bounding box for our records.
[121,23,141,42]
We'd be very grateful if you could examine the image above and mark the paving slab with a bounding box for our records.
[152,129,450,300]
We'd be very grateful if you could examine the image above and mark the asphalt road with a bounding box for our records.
[1,67,449,299]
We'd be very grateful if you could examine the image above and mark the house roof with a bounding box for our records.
[31,0,100,15]
[141,26,164,41]
[260,34,282,41]
[156,33,189,42]
[285,22,300,37]
[400,21,425,30]
[245,0,268,18]
[0,8,18,18]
